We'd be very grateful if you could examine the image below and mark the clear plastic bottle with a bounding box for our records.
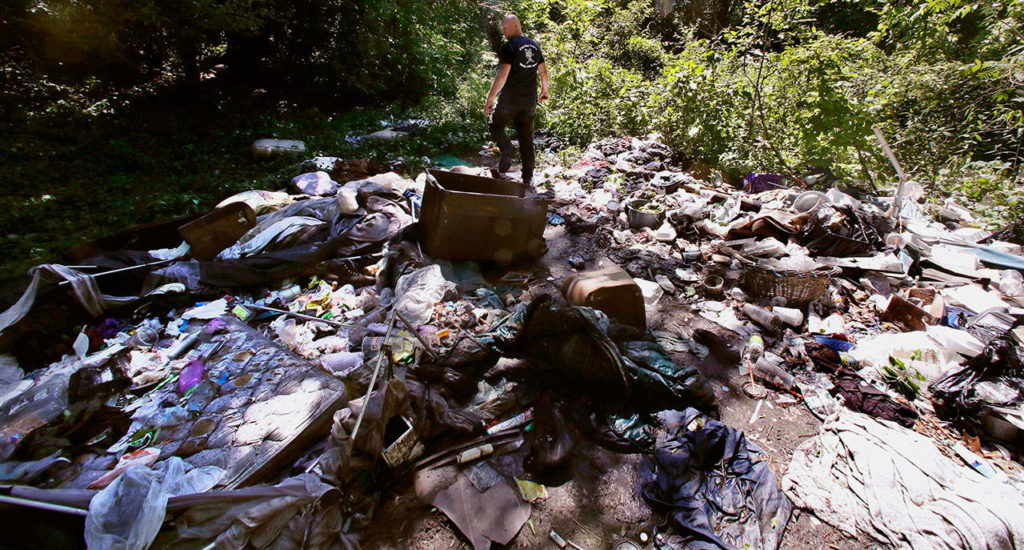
[753,353,795,390]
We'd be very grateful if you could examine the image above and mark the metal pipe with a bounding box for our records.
[395,311,440,361]
[872,124,908,220]
[0,495,89,516]
[57,258,176,287]
[350,308,399,442]
[244,304,356,328]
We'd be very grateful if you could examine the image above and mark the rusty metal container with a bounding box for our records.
[420,169,550,263]
[562,266,646,330]
[178,202,256,261]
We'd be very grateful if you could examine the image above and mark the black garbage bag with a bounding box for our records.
[641,409,792,550]
[526,396,575,472]
[510,296,717,412]
[931,332,1024,422]
[511,295,632,404]
[800,204,891,257]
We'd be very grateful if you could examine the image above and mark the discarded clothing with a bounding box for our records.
[831,369,918,428]
[641,408,792,550]
[783,409,1024,549]
[621,341,716,412]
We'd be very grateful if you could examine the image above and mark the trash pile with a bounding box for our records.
[0,132,1022,549]
[529,134,1024,547]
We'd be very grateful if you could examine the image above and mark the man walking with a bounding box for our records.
[484,14,549,187]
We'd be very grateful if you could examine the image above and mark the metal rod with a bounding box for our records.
[57,259,176,287]
[350,309,398,442]
[0,495,89,516]
[395,311,440,361]
[872,124,907,220]
[872,124,906,182]
[245,304,356,328]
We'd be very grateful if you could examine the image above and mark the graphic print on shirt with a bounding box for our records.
[520,45,540,69]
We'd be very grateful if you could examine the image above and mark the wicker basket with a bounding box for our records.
[742,265,839,305]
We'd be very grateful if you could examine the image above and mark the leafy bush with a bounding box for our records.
[512,0,1023,224]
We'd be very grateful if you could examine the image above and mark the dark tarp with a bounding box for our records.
[509,296,715,411]
[641,408,792,550]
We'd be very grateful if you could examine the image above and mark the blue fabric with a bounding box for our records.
[642,408,792,550]
[742,173,786,194]
[953,245,1024,271]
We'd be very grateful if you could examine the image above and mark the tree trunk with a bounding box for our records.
[177,37,200,90]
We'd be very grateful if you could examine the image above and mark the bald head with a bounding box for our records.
[501,14,523,38]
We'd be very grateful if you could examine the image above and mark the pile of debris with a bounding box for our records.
[531,134,1024,547]
[0,132,1022,549]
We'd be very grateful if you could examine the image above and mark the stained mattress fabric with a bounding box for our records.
[783,409,1024,549]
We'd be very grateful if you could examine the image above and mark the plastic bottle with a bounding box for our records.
[753,353,795,391]
[745,334,764,361]
[773,306,804,327]
[166,331,201,359]
[742,304,781,331]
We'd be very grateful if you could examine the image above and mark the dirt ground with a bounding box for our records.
[362,215,875,549]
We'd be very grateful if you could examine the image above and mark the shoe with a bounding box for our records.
[498,155,513,173]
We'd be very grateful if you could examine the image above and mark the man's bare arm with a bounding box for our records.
[485,64,511,115]
[538,62,550,102]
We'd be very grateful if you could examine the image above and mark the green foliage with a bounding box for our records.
[3,0,483,101]
[883,355,926,400]
[512,0,1022,224]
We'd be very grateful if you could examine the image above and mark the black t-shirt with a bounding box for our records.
[498,36,545,106]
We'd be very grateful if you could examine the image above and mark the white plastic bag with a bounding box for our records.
[85,457,223,550]
[394,265,448,327]
[926,325,984,358]
[849,332,962,383]
[999,270,1024,297]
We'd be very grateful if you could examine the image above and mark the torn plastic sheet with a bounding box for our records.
[394,265,449,328]
[948,243,1024,271]
[0,264,138,339]
[219,216,325,260]
[85,457,224,550]
[164,474,359,550]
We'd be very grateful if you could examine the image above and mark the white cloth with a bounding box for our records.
[783,409,1024,549]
